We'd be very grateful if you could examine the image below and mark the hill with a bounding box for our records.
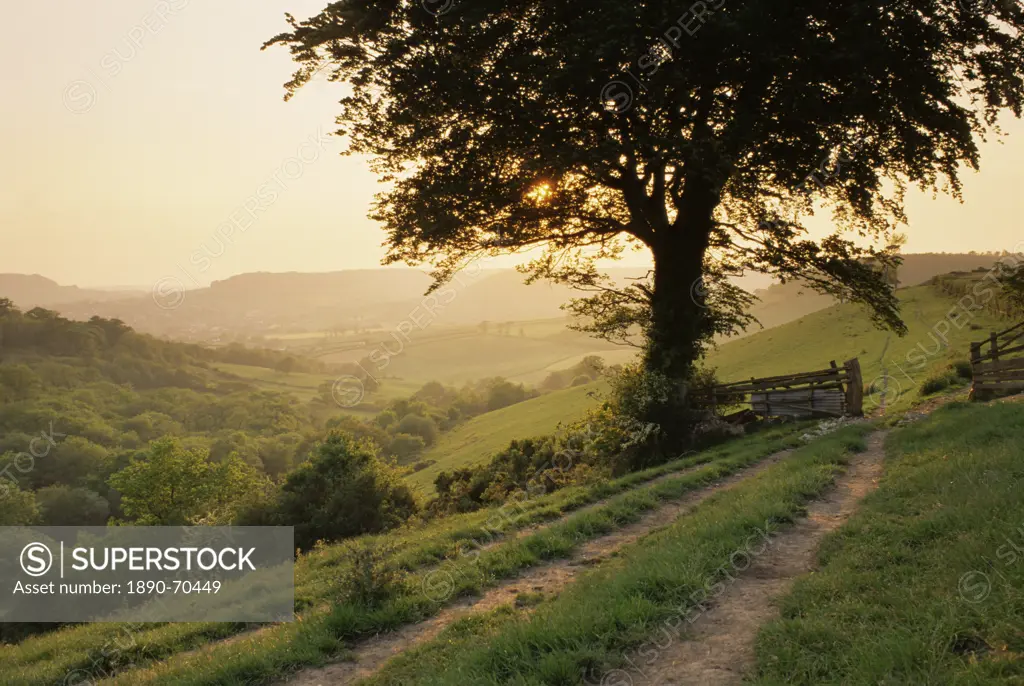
[708,281,1007,413]
[0,274,144,308]
[400,280,1011,486]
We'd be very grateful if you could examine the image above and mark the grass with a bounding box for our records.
[356,424,874,685]
[407,380,606,492]
[99,425,806,686]
[708,283,1008,415]
[751,400,1024,685]
[0,424,806,686]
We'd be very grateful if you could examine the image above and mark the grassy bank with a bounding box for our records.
[752,400,1024,684]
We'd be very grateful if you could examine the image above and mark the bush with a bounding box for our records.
[276,432,418,551]
[486,380,534,411]
[920,361,973,397]
[920,371,956,396]
[951,359,973,381]
[410,459,436,473]
[334,541,408,607]
[388,432,427,462]
[395,414,438,446]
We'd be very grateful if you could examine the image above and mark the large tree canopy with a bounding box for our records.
[266,0,1024,431]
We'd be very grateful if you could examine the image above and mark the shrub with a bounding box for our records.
[276,432,418,551]
[395,414,439,446]
[375,409,398,429]
[410,459,436,473]
[388,432,427,462]
[951,359,973,381]
[486,379,534,411]
[920,371,956,396]
[334,541,408,606]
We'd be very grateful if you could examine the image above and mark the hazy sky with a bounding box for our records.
[2,0,1023,288]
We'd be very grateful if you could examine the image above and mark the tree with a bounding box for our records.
[36,485,110,526]
[0,482,38,525]
[33,437,111,490]
[109,439,266,525]
[275,432,418,550]
[485,379,532,411]
[267,1,1024,441]
[0,298,17,317]
[275,356,298,374]
[999,258,1024,309]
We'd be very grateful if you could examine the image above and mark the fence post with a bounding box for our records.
[844,358,864,416]
[991,332,1000,362]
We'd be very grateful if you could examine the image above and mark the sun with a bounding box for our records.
[526,182,553,204]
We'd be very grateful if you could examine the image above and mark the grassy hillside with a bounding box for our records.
[212,362,422,406]
[403,282,1012,490]
[406,380,606,491]
[709,283,1008,414]
[212,363,334,402]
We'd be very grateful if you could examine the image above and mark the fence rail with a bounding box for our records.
[696,358,863,419]
[971,321,1024,395]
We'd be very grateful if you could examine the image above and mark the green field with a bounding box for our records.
[213,362,334,402]
[289,318,625,386]
[406,380,607,491]
[213,363,425,407]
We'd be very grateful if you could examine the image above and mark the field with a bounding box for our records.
[267,317,629,386]
[753,399,1024,683]
[212,362,335,403]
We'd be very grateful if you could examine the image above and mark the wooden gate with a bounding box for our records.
[970,321,1024,397]
[699,359,864,419]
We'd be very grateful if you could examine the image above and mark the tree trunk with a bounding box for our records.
[641,192,716,448]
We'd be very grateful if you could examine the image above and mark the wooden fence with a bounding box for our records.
[697,358,864,419]
[970,321,1024,396]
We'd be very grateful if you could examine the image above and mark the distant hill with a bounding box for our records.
[0,274,145,308]
[2,253,1010,343]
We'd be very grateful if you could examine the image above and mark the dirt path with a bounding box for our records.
[632,430,888,686]
[285,448,798,686]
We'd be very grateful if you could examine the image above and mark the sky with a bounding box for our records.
[2,0,1023,289]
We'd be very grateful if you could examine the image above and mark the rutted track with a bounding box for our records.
[633,430,888,685]
[284,447,798,685]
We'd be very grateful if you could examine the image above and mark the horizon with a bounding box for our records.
[2,248,1019,292]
